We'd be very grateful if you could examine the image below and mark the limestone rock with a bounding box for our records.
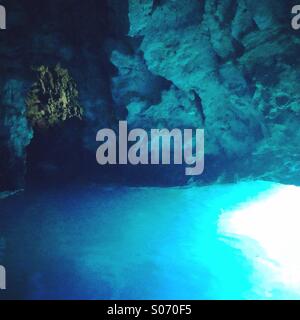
[0,79,33,190]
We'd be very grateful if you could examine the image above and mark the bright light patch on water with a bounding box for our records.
[219,183,300,299]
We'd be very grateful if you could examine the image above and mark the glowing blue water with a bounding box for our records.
[2,180,300,299]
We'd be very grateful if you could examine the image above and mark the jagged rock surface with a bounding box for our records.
[0,79,33,189]
[1,0,300,187]
[111,0,300,184]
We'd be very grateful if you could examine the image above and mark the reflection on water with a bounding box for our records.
[0,181,299,299]
[220,183,300,299]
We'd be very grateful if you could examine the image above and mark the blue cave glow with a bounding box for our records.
[2,180,300,300]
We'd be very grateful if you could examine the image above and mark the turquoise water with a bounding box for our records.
[1,180,299,299]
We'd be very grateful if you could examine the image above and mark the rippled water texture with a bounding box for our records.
[1,180,299,299]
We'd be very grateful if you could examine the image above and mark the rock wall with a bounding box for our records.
[111,0,300,184]
[1,0,300,188]
[0,0,116,190]
[0,79,33,189]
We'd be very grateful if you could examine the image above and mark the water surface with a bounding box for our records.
[0,181,299,299]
